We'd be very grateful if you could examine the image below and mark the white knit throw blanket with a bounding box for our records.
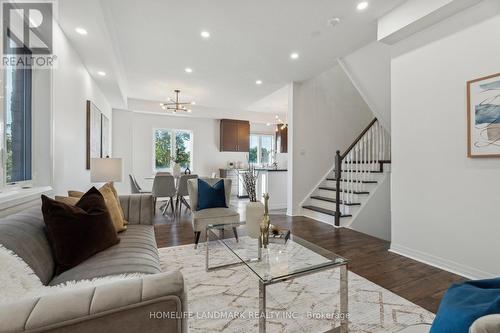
[0,245,142,304]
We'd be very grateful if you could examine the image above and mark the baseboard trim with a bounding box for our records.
[389,243,493,280]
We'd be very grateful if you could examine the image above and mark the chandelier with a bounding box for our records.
[160,90,194,113]
[270,115,287,131]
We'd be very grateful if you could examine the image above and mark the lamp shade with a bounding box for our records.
[90,158,123,182]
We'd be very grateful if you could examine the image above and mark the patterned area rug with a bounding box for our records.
[158,240,434,333]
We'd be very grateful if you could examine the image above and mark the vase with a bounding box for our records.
[172,163,181,178]
[246,201,264,239]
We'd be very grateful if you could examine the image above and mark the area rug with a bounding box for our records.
[158,240,434,333]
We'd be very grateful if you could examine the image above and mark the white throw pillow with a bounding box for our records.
[0,245,43,303]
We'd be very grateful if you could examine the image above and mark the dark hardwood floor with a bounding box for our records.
[153,202,465,314]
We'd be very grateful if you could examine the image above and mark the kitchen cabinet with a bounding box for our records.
[220,119,250,152]
[275,124,288,153]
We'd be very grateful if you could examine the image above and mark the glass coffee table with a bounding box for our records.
[205,222,349,333]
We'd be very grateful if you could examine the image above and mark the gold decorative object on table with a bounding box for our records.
[260,193,270,248]
[268,224,290,245]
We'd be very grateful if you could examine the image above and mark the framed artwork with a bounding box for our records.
[86,101,101,169]
[467,73,500,157]
[101,114,111,158]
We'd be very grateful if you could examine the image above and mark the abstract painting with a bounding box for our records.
[467,73,500,157]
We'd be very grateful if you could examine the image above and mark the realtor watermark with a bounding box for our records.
[1,0,57,68]
[149,311,350,321]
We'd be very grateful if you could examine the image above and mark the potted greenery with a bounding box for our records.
[240,161,263,238]
[172,148,190,177]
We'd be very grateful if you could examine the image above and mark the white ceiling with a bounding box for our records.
[58,0,404,117]
[246,84,290,114]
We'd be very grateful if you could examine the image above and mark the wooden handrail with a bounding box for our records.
[334,117,378,226]
[340,118,377,160]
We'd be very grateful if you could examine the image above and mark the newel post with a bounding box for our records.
[335,150,342,227]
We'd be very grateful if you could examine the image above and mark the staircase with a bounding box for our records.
[302,118,391,227]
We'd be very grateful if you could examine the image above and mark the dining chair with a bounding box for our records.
[151,174,177,215]
[176,174,198,214]
[129,174,150,194]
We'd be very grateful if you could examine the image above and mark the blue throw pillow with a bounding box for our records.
[197,179,227,210]
[430,278,500,333]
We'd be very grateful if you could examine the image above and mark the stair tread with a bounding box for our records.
[319,187,369,195]
[326,178,377,184]
[335,170,383,173]
[343,160,391,164]
[302,205,352,217]
[310,196,361,206]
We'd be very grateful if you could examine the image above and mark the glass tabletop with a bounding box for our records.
[207,222,348,283]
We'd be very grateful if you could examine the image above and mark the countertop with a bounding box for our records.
[220,168,288,172]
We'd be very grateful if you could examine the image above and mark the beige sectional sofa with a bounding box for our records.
[0,194,187,333]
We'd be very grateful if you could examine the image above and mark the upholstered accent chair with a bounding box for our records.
[187,177,240,248]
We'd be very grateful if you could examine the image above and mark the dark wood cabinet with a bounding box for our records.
[275,124,288,153]
[220,119,250,152]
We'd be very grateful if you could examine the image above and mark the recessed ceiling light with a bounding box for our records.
[357,1,368,10]
[97,71,106,76]
[266,123,271,126]
[275,115,279,119]
[191,101,196,105]
[185,67,193,73]
[256,80,263,85]
[187,109,192,113]
[75,27,88,35]
[290,52,299,60]
[200,31,210,38]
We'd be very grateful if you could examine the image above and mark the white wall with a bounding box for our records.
[51,23,112,195]
[289,65,373,215]
[391,2,500,279]
[349,174,391,241]
[340,42,392,131]
[112,110,281,194]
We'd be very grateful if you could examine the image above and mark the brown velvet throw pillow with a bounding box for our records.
[41,187,120,274]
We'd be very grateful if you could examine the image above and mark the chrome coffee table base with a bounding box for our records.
[205,223,349,333]
[257,264,348,333]
[205,227,262,272]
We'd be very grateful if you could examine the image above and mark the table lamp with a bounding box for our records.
[90,158,123,183]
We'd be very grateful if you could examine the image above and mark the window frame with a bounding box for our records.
[249,133,274,166]
[1,63,34,188]
[152,128,194,173]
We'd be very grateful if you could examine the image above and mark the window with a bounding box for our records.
[154,129,193,171]
[3,66,32,184]
[249,134,273,165]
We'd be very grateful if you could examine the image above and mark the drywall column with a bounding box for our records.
[390,1,500,279]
